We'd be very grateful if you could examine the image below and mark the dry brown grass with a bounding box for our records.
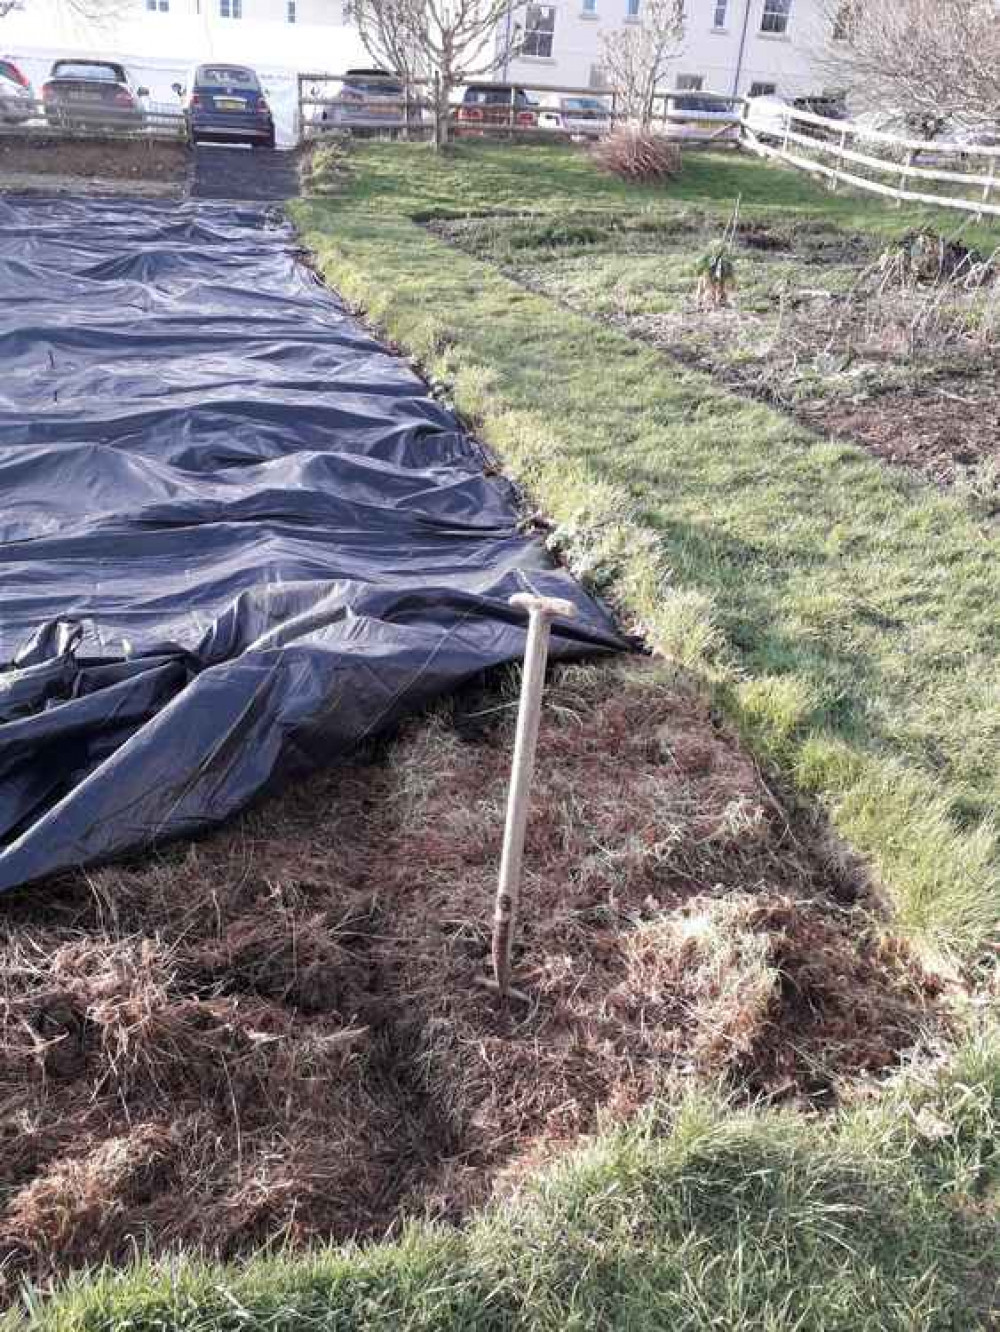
[0,659,946,1297]
[592,130,682,183]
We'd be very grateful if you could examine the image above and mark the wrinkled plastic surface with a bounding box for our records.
[0,197,621,892]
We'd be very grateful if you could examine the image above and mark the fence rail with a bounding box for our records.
[0,98,185,140]
[741,103,1000,219]
[297,72,743,144]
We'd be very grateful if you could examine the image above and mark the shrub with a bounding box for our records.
[592,128,682,183]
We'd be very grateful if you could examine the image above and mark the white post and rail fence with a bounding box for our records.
[740,102,1000,220]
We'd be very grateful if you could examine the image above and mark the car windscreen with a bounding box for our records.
[196,66,260,88]
[563,97,606,112]
[465,87,533,105]
[0,61,26,85]
[673,95,732,113]
[0,68,23,90]
[346,77,404,95]
[51,62,125,82]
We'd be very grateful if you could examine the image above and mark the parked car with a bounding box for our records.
[791,94,849,142]
[743,93,792,143]
[311,68,422,132]
[173,64,274,148]
[0,56,34,125]
[455,83,538,131]
[662,93,740,143]
[42,59,148,131]
[536,93,611,140]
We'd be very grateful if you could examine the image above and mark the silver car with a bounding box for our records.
[313,68,423,133]
[537,94,612,139]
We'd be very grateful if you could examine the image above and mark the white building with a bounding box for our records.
[0,0,361,141]
[0,0,359,71]
[507,0,837,100]
[0,0,838,134]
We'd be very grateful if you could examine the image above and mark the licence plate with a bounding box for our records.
[215,97,246,112]
[67,91,101,102]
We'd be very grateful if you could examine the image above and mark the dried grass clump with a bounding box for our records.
[0,659,946,1296]
[592,128,682,183]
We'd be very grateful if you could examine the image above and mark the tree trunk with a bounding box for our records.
[433,73,451,150]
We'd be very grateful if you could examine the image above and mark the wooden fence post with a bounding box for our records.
[829,125,847,192]
[978,157,997,220]
[897,148,915,206]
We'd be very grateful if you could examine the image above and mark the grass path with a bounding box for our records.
[293,144,1000,958]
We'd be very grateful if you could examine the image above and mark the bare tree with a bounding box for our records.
[347,0,529,149]
[820,0,1000,132]
[1,0,128,22]
[599,0,685,129]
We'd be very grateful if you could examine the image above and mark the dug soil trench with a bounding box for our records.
[0,659,945,1297]
[0,137,189,193]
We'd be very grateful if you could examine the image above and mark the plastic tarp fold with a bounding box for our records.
[0,197,621,892]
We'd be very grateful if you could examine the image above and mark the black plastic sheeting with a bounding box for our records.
[0,196,622,893]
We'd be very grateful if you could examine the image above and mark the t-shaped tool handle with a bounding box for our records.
[491,592,577,1000]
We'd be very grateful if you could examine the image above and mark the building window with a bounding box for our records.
[589,62,608,87]
[713,0,727,26]
[749,80,777,97]
[676,73,703,91]
[582,0,597,13]
[625,0,640,15]
[760,0,791,34]
[287,0,295,19]
[522,4,555,56]
[219,0,242,16]
[146,0,169,10]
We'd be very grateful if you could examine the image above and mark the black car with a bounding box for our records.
[42,60,148,131]
[456,84,537,130]
[175,64,274,148]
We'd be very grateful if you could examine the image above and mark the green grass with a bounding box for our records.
[292,142,1000,960]
[333,141,1000,248]
[15,1030,1000,1331]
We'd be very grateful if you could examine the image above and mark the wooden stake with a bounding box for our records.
[491,592,576,1001]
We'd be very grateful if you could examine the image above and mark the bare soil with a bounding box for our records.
[799,380,1000,494]
[438,215,1000,510]
[0,659,946,1298]
[0,137,188,189]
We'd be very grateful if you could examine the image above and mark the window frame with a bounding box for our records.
[521,3,556,58]
[712,0,727,28]
[760,0,792,35]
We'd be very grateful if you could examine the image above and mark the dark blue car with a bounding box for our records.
[174,63,274,148]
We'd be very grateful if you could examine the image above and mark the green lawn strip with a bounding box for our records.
[334,142,1000,250]
[293,164,1000,958]
[15,1031,1000,1332]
